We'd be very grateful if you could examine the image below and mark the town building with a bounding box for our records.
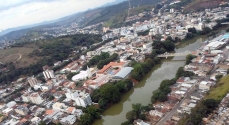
[29,92,44,105]
[43,70,55,79]
[14,105,29,116]
[65,90,92,107]
[27,76,39,87]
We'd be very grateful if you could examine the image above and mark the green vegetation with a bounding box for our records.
[185,54,197,65]
[67,72,78,81]
[78,106,102,125]
[151,79,176,103]
[176,67,195,79]
[181,99,219,125]
[82,52,118,70]
[91,79,133,110]
[121,103,154,125]
[151,67,194,103]
[206,75,229,101]
[0,34,102,84]
[131,37,176,81]
[178,75,229,125]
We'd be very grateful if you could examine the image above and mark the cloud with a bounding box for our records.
[0,0,116,30]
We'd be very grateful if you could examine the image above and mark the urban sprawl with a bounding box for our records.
[1,1,229,125]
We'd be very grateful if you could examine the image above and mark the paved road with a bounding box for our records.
[156,85,197,125]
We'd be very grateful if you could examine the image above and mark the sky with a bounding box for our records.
[0,0,117,31]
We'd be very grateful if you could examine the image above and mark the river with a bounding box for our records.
[93,30,225,125]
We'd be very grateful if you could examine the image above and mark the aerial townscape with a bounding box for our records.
[1,0,229,125]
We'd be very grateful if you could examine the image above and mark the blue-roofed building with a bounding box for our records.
[112,67,134,80]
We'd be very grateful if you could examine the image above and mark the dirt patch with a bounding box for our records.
[0,46,40,68]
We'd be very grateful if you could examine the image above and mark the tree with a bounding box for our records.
[85,106,101,119]
[67,72,77,80]
[99,83,121,103]
[188,27,197,34]
[215,75,223,82]
[132,103,142,115]
[126,110,137,122]
[78,113,93,125]
[48,95,55,101]
[98,98,108,109]
[139,114,146,120]
[186,54,196,64]
[38,121,46,125]
[121,121,132,125]
[200,27,212,35]
[203,99,218,113]
[163,40,175,52]
[91,89,101,102]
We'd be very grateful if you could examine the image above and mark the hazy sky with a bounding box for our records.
[0,0,116,31]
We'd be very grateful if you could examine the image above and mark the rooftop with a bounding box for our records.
[98,62,125,74]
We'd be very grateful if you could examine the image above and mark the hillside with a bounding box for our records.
[0,0,161,42]
[79,0,161,27]
[183,0,222,12]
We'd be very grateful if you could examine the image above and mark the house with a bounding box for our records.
[135,119,150,125]
[14,105,29,116]
[190,92,203,101]
[52,102,68,111]
[60,115,76,125]
[149,110,164,117]
[65,90,92,107]
[199,81,213,90]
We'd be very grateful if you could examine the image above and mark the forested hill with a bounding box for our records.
[78,0,161,27]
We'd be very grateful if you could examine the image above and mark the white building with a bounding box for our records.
[14,106,29,116]
[65,90,92,107]
[52,102,68,111]
[21,93,30,102]
[31,117,41,125]
[27,76,38,87]
[199,81,212,90]
[143,42,153,49]
[29,92,44,105]
[43,70,55,79]
[60,115,76,125]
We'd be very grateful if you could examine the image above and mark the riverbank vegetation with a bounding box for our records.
[77,79,133,125]
[121,103,154,125]
[91,79,133,110]
[131,36,176,81]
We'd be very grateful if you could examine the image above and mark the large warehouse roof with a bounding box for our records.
[113,67,133,79]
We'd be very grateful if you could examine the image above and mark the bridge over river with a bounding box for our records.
[157,51,196,58]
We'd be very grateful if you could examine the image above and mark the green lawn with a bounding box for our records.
[206,75,229,101]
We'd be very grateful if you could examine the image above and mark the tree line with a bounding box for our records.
[121,103,154,125]
[78,79,133,125]
[82,52,118,70]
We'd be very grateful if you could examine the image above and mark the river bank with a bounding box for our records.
[93,39,204,125]
[92,27,228,125]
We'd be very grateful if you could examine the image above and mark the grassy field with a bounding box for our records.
[205,75,229,101]
[0,43,41,68]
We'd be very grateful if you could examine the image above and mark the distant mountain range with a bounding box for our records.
[0,0,126,37]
